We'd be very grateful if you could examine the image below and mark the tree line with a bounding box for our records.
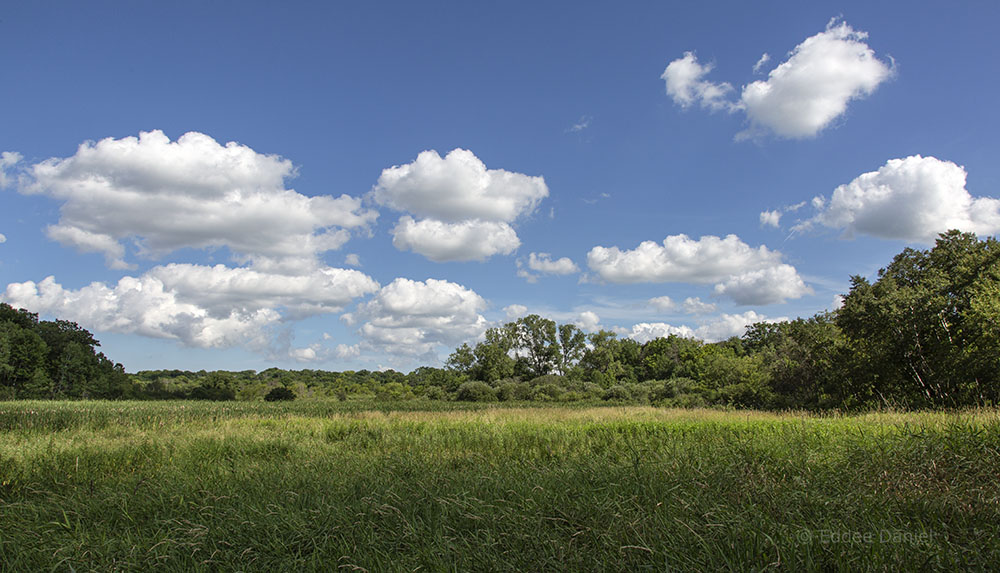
[0,304,132,399]
[2,231,998,409]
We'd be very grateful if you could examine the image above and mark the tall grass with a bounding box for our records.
[1,402,998,571]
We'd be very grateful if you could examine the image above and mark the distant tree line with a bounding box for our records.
[2,231,998,409]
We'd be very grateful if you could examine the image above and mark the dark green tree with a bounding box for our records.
[837,231,1000,407]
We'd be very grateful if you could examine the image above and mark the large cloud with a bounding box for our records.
[799,155,1000,242]
[663,20,891,139]
[372,149,547,262]
[345,278,489,357]
[2,264,379,352]
[16,130,377,269]
[739,20,891,138]
[587,234,810,304]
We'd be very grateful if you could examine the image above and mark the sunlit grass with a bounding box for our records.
[1,401,998,571]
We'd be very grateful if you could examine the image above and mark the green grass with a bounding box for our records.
[2,401,998,571]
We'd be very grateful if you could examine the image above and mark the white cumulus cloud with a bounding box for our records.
[648,296,675,312]
[575,311,602,332]
[15,130,376,270]
[372,148,547,262]
[713,264,813,305]
[661,52,738,112]
[518,252,580,282]
[627,311,782,344]
[349,278,489,357]
[800,155,1000,242]
[627,322,697,343]
[528,252,579,274]
[682,297,716,315]
[760,210,782,228]
[663,20,891,140]
[627,310,781,345]
[587,234,809,305]
[391,217,520,262]
[504,304,529,319]
[739,20,892,139]
[3,274,279,350]
[2,263,379,352]
[696,311,783,342]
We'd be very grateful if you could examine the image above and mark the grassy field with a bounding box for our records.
[1,401,998,571]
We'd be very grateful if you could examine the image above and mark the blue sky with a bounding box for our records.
[2,1,999,373]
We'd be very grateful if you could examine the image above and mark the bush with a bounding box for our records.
[189,384,236,401]
[603,385,631,402]
[423,386,448,401]
[642,380,677,404]
[264,387,296,402]
[497,380,532,401]
[456,381,497,402]
[582,383,604,400]
[532,383,564,401]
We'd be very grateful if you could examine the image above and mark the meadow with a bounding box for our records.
[1,401,998,571]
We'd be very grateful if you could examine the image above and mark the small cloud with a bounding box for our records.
[831,294,845,311]
[752,52,771,74]
[575,310,601,332]
[761,201,808,229]
[0,151,23,188]
[335,344,361,360]
[515,260,538,283]
[648,296,676,311]
[504,304,528,319]
[682,297,716,315]
[760,210,782,228]
[567,115,592,133]
[0,233,6,244]
[344,253,361,267]
[661,52,740,112]
[517,252,579,282]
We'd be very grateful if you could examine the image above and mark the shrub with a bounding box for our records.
[264,387,296,402]
[189,384,236,401]
[497,381,532,401]
[603,385,630,402]
[641,380,677,404]
[582,382,604,400]
[423,386,448,401]
[532,383,564,401]
[456,381,498,402]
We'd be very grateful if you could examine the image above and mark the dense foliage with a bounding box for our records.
[0,305,131,399]
[2,231,998,410]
